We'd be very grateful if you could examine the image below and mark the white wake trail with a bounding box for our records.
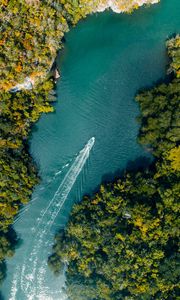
[9,267,20,300]
[14,158,74,224]
[20,137,95,299]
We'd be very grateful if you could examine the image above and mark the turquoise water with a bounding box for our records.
[1,0,180,299]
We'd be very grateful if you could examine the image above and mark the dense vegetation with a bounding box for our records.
[0,0,65,286]
[48,36,180,300]
[0,0,159,91]
[0,0,82,285]
[0,0,157,289]
[0,78,56,283]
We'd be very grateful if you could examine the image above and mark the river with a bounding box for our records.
[1,0,180,299]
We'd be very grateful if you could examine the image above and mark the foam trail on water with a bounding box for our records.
[14,158,73,224]
[19,137,95,299]
[9,267,20,300]
[34,137,94,232]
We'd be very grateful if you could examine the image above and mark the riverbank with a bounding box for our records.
[1,0,180,297]
[0,1,161,285]
[1,0,159,92]
[48,36,180,300]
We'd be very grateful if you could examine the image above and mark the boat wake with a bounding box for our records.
[14,156,76,225]
[10,137,95,300]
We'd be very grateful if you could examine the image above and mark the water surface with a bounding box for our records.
[1,0,180,299]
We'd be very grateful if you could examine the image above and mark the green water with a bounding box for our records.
[1,0,180,299]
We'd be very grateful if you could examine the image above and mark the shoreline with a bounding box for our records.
[0,0,161,294]
[7,0,160,92]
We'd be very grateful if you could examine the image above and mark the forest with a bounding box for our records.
[0,0,155,288]
[48,35,180,300]
[0,0,159,92]
[0,0,65,286]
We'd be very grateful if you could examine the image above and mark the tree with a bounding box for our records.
[48,36,180,300]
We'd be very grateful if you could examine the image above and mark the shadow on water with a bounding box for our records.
[71,156,153,204]
[136,71,174,99]
[0,263,7,300]
[134,33,178,97]
[0,262,7,282]
[88,155,153,196]
[0,291,5,300]
[8,226,19,246]
[0,228,20,300]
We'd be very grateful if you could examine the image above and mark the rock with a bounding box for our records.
[94,0,159,13]
[9,77,34,93]
[54,68,60,80]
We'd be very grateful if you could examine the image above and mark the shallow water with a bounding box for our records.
[1,0,180,299]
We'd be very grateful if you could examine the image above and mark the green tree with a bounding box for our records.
[48,36,180,300]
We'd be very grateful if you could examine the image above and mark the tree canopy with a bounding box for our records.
[48,36,180,300]
[0,0,159,289]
